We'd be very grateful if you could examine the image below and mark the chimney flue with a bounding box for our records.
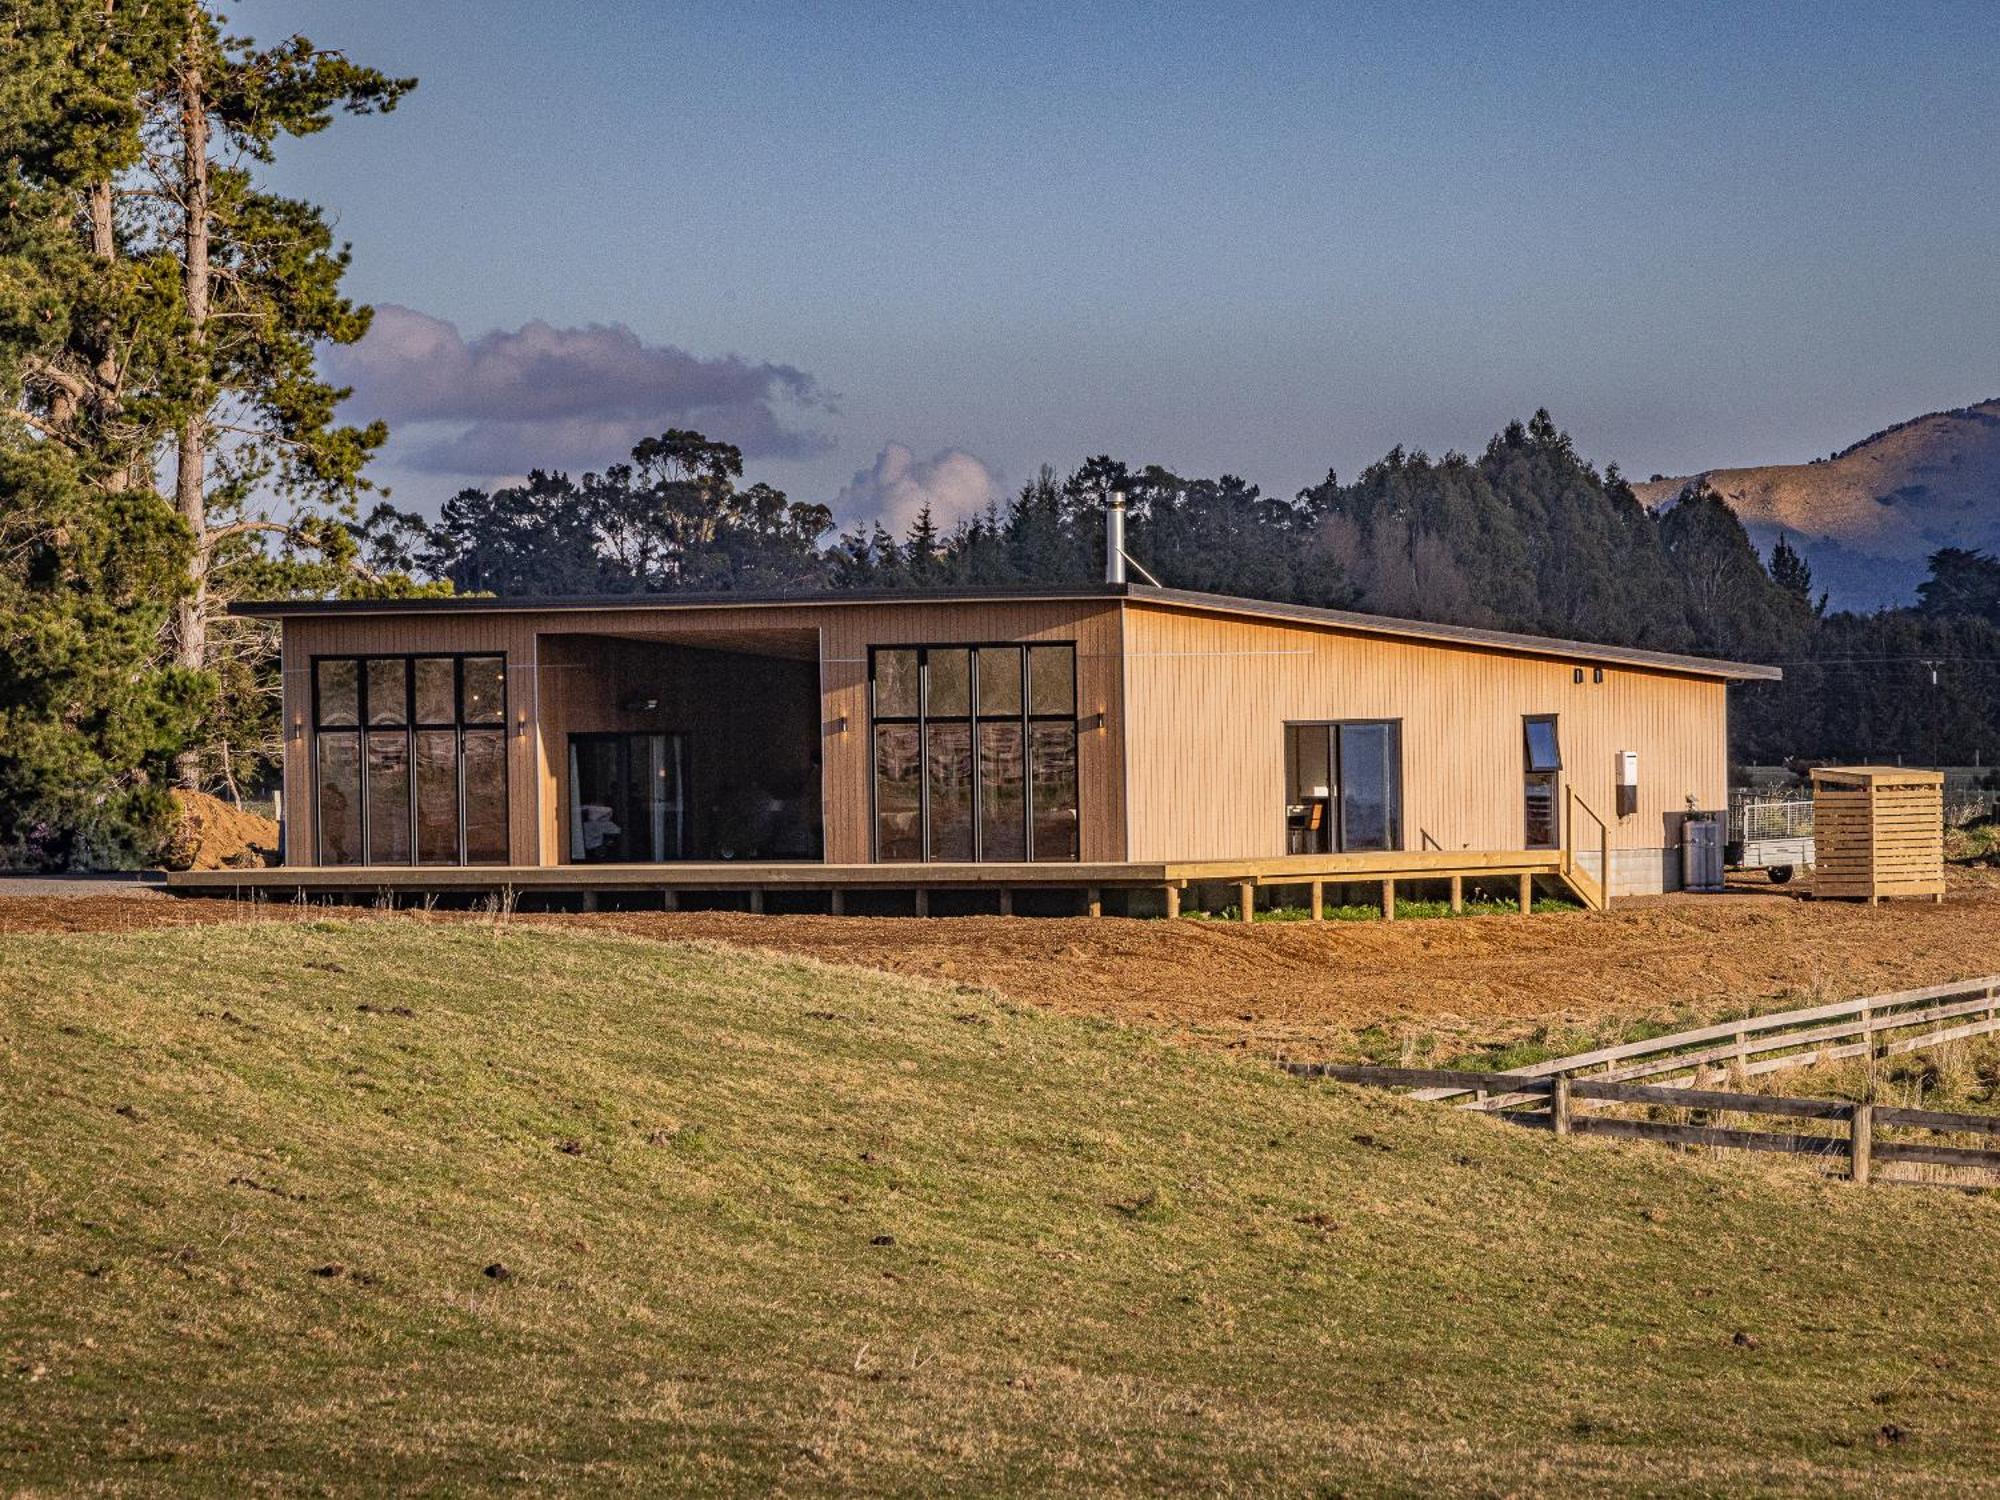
[1105,489,1127,585]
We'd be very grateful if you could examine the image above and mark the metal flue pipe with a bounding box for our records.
[1105,489,1127,585]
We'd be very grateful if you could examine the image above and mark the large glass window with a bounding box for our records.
[871,642,1078,862]
[1283,721,1402,853]
[313,654,508,866]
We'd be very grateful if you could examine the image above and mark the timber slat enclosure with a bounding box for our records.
[1810,766,1945,904]
[1287,1061,2000,1185]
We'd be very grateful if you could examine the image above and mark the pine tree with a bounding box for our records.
[0,2,205,863]
[146,9,415,785]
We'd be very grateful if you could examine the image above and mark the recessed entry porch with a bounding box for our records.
[537,629,823,865]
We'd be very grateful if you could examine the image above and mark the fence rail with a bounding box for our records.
[1283,1060,2000,1185]
[1399,975,2000,1111]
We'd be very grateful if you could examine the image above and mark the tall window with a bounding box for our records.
[1283,721,1403,853]
[1523,714,1561,849]
[314,655,508,866]
[871,643,1077,862]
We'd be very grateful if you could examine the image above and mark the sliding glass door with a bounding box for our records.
[313,654,508,865]
[567,733,686,863]
[1283,720,1403,853]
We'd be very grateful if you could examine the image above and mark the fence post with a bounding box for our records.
[1850,1102,1873,1186]
[1551,1072,1572,1137]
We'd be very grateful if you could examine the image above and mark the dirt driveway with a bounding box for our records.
[7,877,1999,1055]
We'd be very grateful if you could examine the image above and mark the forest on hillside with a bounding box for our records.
[357,412,2000,777]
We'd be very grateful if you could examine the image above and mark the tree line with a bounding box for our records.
[367,410,2000,775]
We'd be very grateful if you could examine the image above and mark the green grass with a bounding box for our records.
[1188,894,1581,922]
[7,918,2000,1495]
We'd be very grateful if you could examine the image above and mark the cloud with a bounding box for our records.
[329,304,835,478]
[836,443,1002,536]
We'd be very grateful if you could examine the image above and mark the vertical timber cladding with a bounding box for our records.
[1117,601,1728,883]
[817,598,1128,864]
[280,596,1128,868]
[280,610,541,864]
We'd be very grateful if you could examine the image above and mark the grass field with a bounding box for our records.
[6,917,2000,1495]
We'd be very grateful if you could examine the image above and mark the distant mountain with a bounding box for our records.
[1632,398,2000,611]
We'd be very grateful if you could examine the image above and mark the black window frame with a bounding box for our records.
[868,641,1079,863]
[1523,713,1561,849]
[311,652,509,867]
[1281,719,1404,853]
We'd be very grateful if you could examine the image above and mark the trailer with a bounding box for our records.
[1727,796,1814,883]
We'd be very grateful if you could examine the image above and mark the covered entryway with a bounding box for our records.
[539,630,822,862]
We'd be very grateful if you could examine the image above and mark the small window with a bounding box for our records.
[366,658,408,727]
[926,647,971,717]
[873,649,920,718]
[315,659,359,728]
[413,657,457,725]
[462,657,507,725]
[1029,645,1076,716]
[1525,716,1562,774]
[976,646,1023,716]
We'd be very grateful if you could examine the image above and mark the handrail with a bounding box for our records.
[1561,786,1611,910]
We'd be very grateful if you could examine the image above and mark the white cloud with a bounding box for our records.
[836,443,1001,536]
[328,304,834,479]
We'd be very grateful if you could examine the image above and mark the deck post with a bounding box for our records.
[829,888,845,917]
[1237,880,1255,924]
[1380,878,1396,921]
[580,890,598,913]
[1449,874,1463,913]
[1310,880,1324,921]
[997,887,1012,917]
[662,889,678,912]
[1085,886,1103,918]
[913,888,929,919]
[1163,884,1181,919]
[1517,872,1533,915]
[1850,1102,1874,1186]
[746,888,764,915]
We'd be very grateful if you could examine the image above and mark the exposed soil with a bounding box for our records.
[8,873,1999,1056]
[558,877,2000,1053]
[163,790,280,871]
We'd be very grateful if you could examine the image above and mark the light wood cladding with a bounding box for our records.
[279,597,1126,868]
[273,593,1740,887]
[1810,767,1946,902]
[1118,601,1728,879]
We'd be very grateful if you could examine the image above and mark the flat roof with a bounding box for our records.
[230,582,1781,681]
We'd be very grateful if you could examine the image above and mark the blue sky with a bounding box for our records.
[233,0,2000,531]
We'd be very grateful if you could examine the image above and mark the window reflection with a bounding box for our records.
[314,654,507,866]
[871,643,1078,863]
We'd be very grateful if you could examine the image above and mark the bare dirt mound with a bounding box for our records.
[558,876,2000,1054]
[163,791,279,871]
[9,875,2000,1056]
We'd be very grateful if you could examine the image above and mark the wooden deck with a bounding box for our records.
[165,847,1590,917]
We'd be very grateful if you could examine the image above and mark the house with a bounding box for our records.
[171,530,1779,913]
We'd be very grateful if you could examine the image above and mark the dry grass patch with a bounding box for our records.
[4,920,2000,1495]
